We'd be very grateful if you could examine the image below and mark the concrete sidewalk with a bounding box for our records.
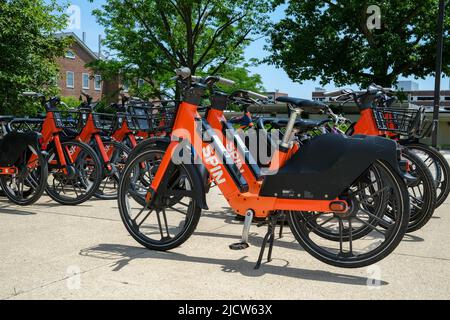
[0,188,449,300]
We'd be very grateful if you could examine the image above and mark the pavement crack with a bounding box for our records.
[393,252,450,262]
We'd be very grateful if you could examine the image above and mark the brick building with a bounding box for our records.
[55,32,120,101]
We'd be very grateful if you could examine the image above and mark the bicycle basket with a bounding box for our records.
[372,107,424,137]
[52,110,85,133]
[7,118,44,134]
[92,112,117,134]
[128,102,177,134]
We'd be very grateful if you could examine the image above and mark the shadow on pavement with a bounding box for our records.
[193,230,303,252]
[402,233,425,242]
[79,243,387,286]
[0,205,36,216]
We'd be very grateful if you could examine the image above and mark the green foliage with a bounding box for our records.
[213,63,266,94]
[0,0,70,116]
[60,96,82,110]
[89,0,273,98]
[267,0,450,88]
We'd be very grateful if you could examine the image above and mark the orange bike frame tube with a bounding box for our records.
[149,101,345,218]
[353,108,384,136]
[206,108,261,193]
[53,134,67,167]
[112,121,138,148]
[77,113,111,165]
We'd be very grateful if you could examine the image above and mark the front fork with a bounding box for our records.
[145,141,179,204]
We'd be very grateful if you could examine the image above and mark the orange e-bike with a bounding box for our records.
[320,87,438,233]
[118,68,411,269]
[66,92,131,200]
[12,93,103,205]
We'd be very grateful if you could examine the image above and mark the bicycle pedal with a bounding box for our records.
[229,242,249,250]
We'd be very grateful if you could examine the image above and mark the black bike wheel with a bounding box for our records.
[118,148,201,251]
[301,165,386,242]
[288,161,410,268]
[45,140,102,205]
[405,143,450,208]
[94,140,130,200]
[400,149,436,232]
[0,144,48,206]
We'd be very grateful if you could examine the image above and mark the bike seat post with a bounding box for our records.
[281,107,302,148]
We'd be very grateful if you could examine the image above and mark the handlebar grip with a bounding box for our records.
[22,92,43,98]
[246,90,268,100]
[323,90,344,97]
[174,67,191,79]
[217,77,235,86]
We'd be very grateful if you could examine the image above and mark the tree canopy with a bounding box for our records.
[90,0,272,98]
[267,0,450,88]
[0,0,70,115]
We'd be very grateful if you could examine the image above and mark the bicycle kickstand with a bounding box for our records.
[278,211,286,239]
[229,210,254,250]
[255,214,279,269]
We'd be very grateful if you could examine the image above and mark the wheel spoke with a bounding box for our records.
[168,205,188,215]
[354,216,386,237]
[162,208,171,238]
[137,210,153,228]
[359,208,393,229]
[155,210,165,239]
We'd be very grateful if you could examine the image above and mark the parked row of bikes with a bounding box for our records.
[0,67,448,269]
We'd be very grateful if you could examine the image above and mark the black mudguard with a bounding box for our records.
[0,131,41,166]
[131,137,209,209]
[259,134,400,200]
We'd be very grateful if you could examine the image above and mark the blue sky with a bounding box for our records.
[60,0,448,96]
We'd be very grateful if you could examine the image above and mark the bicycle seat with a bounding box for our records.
[276,97,327,113]
[270,118,330,132]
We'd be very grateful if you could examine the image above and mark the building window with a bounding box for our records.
[65,50,76,59]
[66,71,74,88]
[94,75,102,91]
[82,73,90,89]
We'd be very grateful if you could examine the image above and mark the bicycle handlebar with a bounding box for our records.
[215,77,235,86]
[22,92,44,98]
[245,90,268,100]
[174,67,235,87]
[323,90,345,97]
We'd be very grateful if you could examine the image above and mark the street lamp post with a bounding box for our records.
[432,0,446,148]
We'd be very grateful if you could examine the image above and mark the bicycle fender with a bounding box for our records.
[131,137,209,209]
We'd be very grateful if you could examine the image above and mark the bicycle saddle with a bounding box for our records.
[269,118,329,133]
[276,97,327,113]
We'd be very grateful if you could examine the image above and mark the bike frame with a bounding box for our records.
[111,114,139,148]
[0,167,18,175]
[35,110,81,173]
[76,111,113,171]
[147,100,348,218]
